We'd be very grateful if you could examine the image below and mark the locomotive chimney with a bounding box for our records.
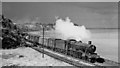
[88,41,92,44]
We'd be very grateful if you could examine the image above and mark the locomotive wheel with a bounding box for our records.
[82,56,88,60]
[78,53,82,59]
[73,51,78,58]
[70,50,74,57]
[89,58,96,63]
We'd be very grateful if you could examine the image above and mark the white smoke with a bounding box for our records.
[54,17,91,41]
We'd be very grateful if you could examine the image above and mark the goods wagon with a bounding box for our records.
[54,39,67,53]
[39,37,48,46]
[47,38,56,50]
[27,34,40,43]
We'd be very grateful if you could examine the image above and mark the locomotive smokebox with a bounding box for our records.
[88,41,92,44]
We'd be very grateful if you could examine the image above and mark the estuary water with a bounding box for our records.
[89,29,118,62]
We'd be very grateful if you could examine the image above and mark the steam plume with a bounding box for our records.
[54,17,91,41]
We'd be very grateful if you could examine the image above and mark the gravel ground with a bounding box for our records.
[0,47,72,67]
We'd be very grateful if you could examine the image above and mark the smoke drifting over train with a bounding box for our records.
[54,17,91,41]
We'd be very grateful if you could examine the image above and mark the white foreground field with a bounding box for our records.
[0,47,72,67]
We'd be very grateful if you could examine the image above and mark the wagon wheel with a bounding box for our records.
[81,53,88,60]
[82,56,88,60]
[77,52,82,59]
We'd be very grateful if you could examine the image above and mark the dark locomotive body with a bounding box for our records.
[37,37,105,63]
[67,39,96,54]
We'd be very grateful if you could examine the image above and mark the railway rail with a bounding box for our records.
[32,47,95,66]
[31,45,119,67]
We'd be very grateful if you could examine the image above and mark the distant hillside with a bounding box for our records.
[16,22,55,32]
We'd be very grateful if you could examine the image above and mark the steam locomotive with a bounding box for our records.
[66,39,105,63]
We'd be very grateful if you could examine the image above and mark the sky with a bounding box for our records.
[2,2,118,28]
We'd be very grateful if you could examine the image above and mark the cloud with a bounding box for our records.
[2,2,118,28]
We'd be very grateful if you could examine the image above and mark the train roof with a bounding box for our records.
[66,39,76,41]
[27,33,40,37]
[48,38,65,41]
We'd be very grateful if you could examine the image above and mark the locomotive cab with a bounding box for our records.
[68,39,76,44]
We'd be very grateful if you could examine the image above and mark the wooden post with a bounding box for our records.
[42,26,44,58]
[53,39,56,51]
[65,41,68,55]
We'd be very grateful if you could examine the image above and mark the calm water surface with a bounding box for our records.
[90,29,118,62]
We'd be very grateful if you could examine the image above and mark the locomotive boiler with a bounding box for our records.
[67,39,96,54]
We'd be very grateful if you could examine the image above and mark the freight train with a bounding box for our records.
[26,34,105,63]
[1,15,105,63]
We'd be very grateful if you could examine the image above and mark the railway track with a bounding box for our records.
[31,46,119,67]
[23,34,119,67]
[32,47,95,66]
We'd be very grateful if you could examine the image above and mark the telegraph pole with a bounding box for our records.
[42,25,44,58]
